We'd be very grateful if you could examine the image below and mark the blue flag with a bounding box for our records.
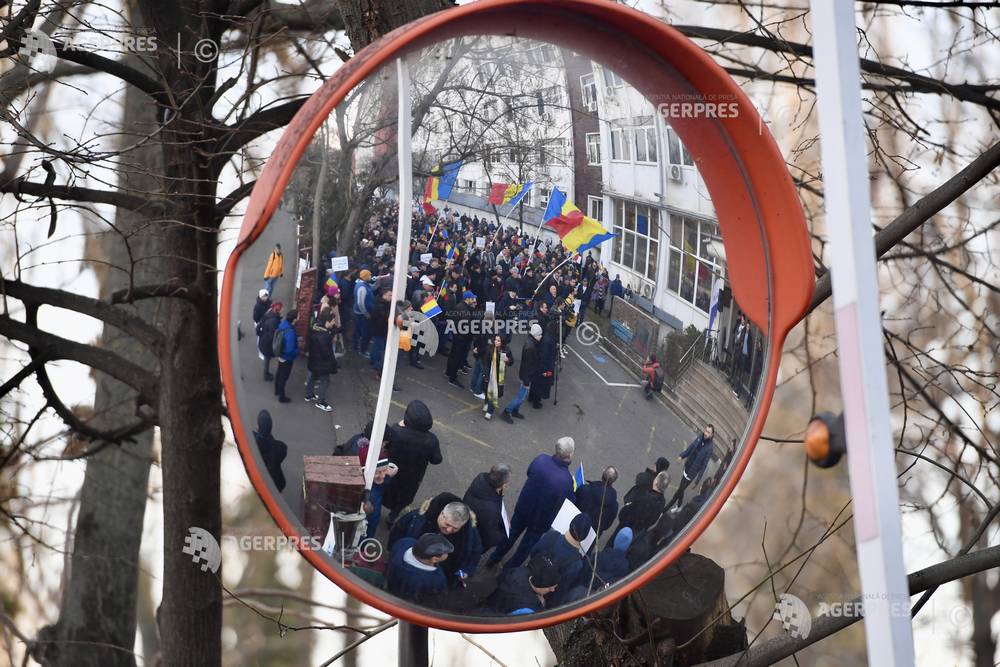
[437,159,464,200]
[573,463,585,491]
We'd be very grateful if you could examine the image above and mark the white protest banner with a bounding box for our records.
[420,252,433,264]
[485,301,496,315]
[475,236,486,248]
[330,256,349,272]
[551,498,596,555]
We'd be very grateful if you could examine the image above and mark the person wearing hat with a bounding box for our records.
[499,322,543,423]
[382,400,442,525]
[385,533,453,604]
[252,288,271,327]
[352,269,375,357]
[488,554,560,615]
[262,242,283,296]
[444,290,477,388]
[526,513,591,606]
[369,287,393,376]
[273,309,299,403]
[255,301,283,381]
[577,526,633,594]
[363,457,398,539]
[405,266,421,302]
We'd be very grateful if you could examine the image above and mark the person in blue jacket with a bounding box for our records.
[526,513,591,606]
[486,436,575,571]
[388,492,482,585]
[667,424,715,510]
[363,458,397,539]
[352,269,375,356]
[385,533,452,604]
[273,309,298,403]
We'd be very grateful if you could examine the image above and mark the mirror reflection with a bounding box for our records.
[232,33,769,618]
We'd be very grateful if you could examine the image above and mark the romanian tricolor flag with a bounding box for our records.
[422,159,464,214]
[573,463,585,491]
[446,243,459,261]
[420,296,443,319]
[488,180,533,207]
[542,187,614,254]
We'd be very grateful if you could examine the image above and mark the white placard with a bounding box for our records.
[419,252,433,264]
[475,236,486,248]
[375,244,385,258]
[573,299,581,314]
[501,501,510,538]
[330,256,349,272]
[551,498,597,556]
[485,301,495,314]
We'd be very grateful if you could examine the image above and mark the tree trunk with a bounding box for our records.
[35,33,160,667]
[544,553,747,666]
[335,0,456,51]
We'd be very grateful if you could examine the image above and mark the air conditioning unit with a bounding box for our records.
[641,282,654,299]
[669,164,683,181]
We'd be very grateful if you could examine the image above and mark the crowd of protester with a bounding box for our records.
[248,199,729,614]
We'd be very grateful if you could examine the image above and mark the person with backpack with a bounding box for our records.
[304,311,337,412]
[273,309,299,403]
[256,302,283,381]
[642,354,663,399]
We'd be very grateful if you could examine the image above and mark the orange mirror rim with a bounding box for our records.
[219,0,815,633]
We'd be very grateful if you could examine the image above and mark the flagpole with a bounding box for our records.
[532,254,573,301]
[365,57,412,494]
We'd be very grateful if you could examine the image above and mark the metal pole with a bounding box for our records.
[364,57,413,492]
[808,2,914,664]
[397,620,429,667]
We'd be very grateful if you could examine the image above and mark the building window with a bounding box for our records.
[585,133,601,165]
[610,198,659,280]
[666,127,695,166]
[580,73,598,112]
[634,125,657,163]
[610,127,632,161]
[666,214,723,312]
[588,196,603,222]
[539,138,568,166]
[538,187,552,208]
[603,67,625,89]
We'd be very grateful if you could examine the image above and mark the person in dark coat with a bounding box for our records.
[623,457,670,505]
[252,288,270,325]
[462,464,511,551]
[256,302,282,381]
[446,291,477,388]
[382,400,442,523]
[253,410,287,492]
[487,555,560,615]
[388,493,482,584]
[527,322,557,408]
[667,425,716,510]
[305,312,338,411]
[527,513,591,606]
[369,287,393,374]
[575,466,619,536]
[614,471,668,541]
[385,534,452,604]
[500,323,543,423]
[486,437,575,570]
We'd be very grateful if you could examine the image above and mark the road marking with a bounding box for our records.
[566,346,641,388]
[646,425,656,456]
[406,375,479,408]
[391,399,494,450]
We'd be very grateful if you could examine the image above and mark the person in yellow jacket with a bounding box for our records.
[263,243,284,295]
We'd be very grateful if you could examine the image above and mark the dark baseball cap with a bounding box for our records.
[413,533,454,558]
[569,513,593,541]
[529,556,560,588]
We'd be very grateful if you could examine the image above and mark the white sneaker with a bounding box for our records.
[315,402,333,412]
[484,412,492,420]
[473,392,485,400]
[482,403,489,412]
